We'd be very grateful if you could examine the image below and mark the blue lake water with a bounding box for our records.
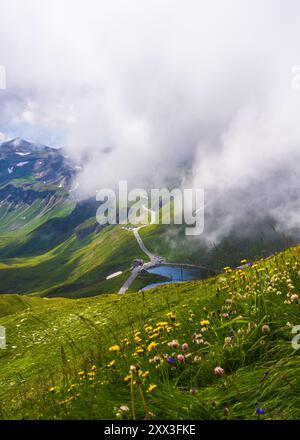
[141,265,203,291]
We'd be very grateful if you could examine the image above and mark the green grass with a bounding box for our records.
[0,244,299,419]
[0,225,148,297]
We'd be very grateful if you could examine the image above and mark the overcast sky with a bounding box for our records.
[0,0,300,239]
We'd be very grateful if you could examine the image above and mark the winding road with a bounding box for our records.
[118,226,163,294]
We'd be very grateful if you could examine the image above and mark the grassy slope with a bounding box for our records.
[0,244,299,420]
[0,225,149,297]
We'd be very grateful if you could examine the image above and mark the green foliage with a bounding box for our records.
[0,245,299,420]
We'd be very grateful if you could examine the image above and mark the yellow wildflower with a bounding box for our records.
[147,383,157,393]
[166,311,176,320]
[108,360,116,368]
[124,374,132,382]
[109,345,120,352]
[147,342,159,351]
[48,386,57,393]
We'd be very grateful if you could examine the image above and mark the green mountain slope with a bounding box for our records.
[0,244,299,419]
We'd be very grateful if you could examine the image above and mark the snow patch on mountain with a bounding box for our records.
[15,151,31,156]
[16,161,29,167]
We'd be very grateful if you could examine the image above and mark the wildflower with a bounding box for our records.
[177,354,185,363]
[109,345,120,352]
[108,360,116,368]
[290,294,299,304]
[142,371,149,378]
[149,356,160,364]
[78,371,85,376]
[147,342,158,351]
[166,311,176,321]
[262,324,270,335]
[90,365,97,371]
[193,355,201,364]
[48,386,57,393]
[222,313,229,319]
[240,259,247,264]
[181,343,189,352]
[147,383,157,393]
[148,333,159,339]
[224,337,233,347]
[167,357,175,364]
[223,405,229,416]
[123,374,132,382]
[256,406,265,415]
[156,321,168,327]
[115,405,130,419]
[214,366,225,376]
[225,299,233,305]
[192,333,203,344]
[200,320,210,326]
[167,339,179,349]
[130,365,139,374]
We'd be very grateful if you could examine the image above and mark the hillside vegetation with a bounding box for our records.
[0,244,299,420]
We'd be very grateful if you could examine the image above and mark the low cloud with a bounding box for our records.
[0,0,299,240]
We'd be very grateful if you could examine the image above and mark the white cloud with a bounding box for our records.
[0,0,299,238]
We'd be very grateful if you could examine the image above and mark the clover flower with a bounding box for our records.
[167,339,179,349]
[262,324,270,334]
[290,294,299,304]
[177,354,185,363]
[181,343,189,352]
[214,366,224,376]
